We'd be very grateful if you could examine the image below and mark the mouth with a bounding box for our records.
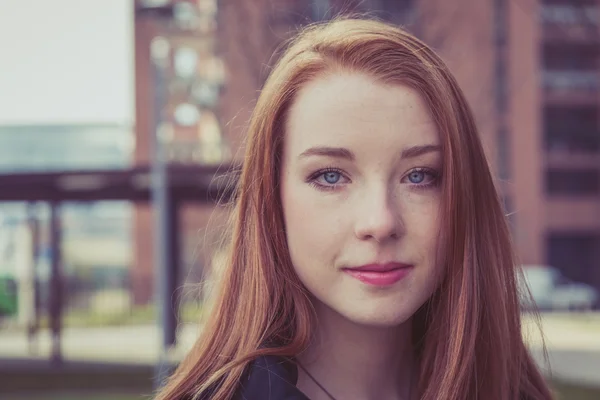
[342,262,413,286]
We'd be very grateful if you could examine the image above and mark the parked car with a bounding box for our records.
[518,265,598,311]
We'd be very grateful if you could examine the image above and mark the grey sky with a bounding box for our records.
[0,0,134,125]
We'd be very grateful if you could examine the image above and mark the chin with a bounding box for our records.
[338,305,418,328]
[309,284,435,329]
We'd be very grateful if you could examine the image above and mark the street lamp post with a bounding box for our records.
[48,202,63,366]
[138,0,223,388]
[149,34,178,388]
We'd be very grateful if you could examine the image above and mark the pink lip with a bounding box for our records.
[343,262,413,286]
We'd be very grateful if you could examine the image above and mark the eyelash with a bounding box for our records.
[407,167,441,191]
[307,167,441,192]
[307,167,346,191]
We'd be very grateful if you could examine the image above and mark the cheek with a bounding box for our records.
[403,196,442,263]
[281,178,345,270]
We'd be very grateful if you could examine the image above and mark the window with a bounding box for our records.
[544,106,600,152]
[542,71,599,91]
[541,3,598,26]
[543,44,598,70]
[546,168,600,195]
[547,232,600,289]
[542,43,600,91]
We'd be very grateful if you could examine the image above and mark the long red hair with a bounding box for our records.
[156,17,553,400]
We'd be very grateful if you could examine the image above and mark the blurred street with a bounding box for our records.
[1,313,599,387]
[523,313,600,387]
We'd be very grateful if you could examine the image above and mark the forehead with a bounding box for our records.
[285,72,439,153]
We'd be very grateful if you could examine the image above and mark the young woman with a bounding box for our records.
[156,17,553,400]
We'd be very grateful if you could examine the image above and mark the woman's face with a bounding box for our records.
[280,72,443,327]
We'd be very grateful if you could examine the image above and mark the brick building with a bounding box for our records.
[133,0,600,303]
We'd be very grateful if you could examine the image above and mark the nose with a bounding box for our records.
[354,187,403,243]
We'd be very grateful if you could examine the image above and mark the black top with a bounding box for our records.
[230,356,538,400]
[233,355,310,400]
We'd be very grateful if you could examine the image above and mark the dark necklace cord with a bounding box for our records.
[294,360,414,400]
[295,360,338,400]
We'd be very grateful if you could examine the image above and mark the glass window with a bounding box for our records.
[546,168,600,195]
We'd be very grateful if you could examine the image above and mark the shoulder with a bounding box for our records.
[233,355,310,400]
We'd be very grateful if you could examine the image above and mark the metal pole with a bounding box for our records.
[26,202,40,355]
[48,202,63,366]
[165,198,180,346]
[150,35,177,389]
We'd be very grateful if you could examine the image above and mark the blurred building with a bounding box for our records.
[0,124,133,172]
[133,0,600,301]
[0,123,135,290]
[488,0,600,290]
[133,0,229,304]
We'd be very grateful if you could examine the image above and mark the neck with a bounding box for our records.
[296,303,415,400]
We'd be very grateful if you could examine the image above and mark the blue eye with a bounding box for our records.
[403,168,439,188]
[323,171,341,184]
[308,168,349,190]
[408,170,426,184]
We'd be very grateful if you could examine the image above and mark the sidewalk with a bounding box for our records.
[523,313,600,387]
[0,324,201,365]
[0,358,155,394]
[523,312,600,352]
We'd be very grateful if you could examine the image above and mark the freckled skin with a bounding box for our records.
[280,72,443,327]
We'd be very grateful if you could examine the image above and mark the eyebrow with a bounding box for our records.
[401,144,441,159]
[299,146,355,160]
[298,144,441,160]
